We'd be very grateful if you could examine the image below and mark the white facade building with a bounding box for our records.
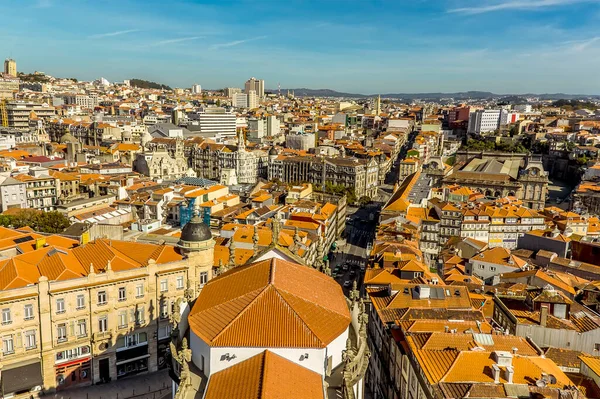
[191,84,201,94]
[192,108,237,142]
[468,109,501,134]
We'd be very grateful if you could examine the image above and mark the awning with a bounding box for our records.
[2,360,43,395]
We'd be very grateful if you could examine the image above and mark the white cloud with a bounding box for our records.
[89,29,140,39]
[564,36,600,51]
[210,36,267,50]
[152,36,203,46]
[448,0,598,15]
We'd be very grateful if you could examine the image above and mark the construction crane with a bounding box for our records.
[0,99,7,127]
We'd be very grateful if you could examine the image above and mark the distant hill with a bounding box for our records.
[130,78,171,90]
[275,88,599,101]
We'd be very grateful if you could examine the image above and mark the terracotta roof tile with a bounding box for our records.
[189,258,350,348]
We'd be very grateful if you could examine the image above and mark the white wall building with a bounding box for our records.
[191,84,201,94]
[191,107,237,142]
[468,109,501,134]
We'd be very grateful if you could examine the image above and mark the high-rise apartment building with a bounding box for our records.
[244,77,264,98]
[247,90,258,108]
[4,58,16,77]
[191,84,201,94]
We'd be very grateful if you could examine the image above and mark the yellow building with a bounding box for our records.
[0,216,214,397]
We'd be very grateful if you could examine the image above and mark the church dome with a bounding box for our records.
[60,132,77,144]
[180,215,212,242]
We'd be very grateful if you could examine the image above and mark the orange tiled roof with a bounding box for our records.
[203,350,324,399]
[188,258,350,348]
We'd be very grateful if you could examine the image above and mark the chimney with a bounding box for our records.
[505,365,514,384]
[512,347,518,355]
[492,364,501,384]
[444,326,449,333]
[35,237,46,250]
[540,306,548,327]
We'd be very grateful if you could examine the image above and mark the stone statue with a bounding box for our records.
[324,259,331,276]
[169,298,182,337]
[171,338,192,399]
[349,280,360,305]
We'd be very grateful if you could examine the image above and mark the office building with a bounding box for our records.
[232,92,248,108]
[190,108,237,142]
[224,87,242,97]
[244,77,264,98]
[467,109,501,134]
[3,58,16,77]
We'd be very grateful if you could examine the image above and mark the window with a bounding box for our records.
[176,276,184,290]
[76,294,85,310]
[1,309,11,325]
[57,323,67,342]
[200,272,208,286]
[118,311,128,329]
[97,291,107,305]
[160,301,168,319]
[490,266,497,272]
[24,330,36,349]
[56,298,65,314]
[3,335,14,354]
[24,304,33,320]
[158,325,171,340]
[118,287,126,301]
[595,343,600,352]
[98,316,108,332]
[77,320,87,337]
[116,332,148,351]
[160,279,168,292]
[136,284,144,298]
[135,307,145,325]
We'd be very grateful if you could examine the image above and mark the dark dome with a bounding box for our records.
[268,146,278,156]
[180,216,212,242]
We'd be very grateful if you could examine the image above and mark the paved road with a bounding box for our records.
[47,370,171,399]
[547,177,574,211]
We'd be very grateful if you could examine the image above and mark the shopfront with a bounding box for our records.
[116,332,149,379]
[1,359,43,397]
[55,345,92,390]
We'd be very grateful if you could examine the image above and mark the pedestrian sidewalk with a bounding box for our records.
[46,369,172,399]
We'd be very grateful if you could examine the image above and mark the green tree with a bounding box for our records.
[358,196,371,207]
[36,212,72,233]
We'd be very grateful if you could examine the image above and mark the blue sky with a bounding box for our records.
[1,0,600,94]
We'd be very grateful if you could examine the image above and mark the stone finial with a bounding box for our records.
[89,262,94,274]
[106,259,112,272]
[294,226,301,244]
[228,240,236,267]
[349,280,360,305]
[271,215,281,245]
[324,259,331,276]
[253,225,260,251]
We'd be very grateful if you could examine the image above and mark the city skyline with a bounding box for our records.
[1,0,600,94]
